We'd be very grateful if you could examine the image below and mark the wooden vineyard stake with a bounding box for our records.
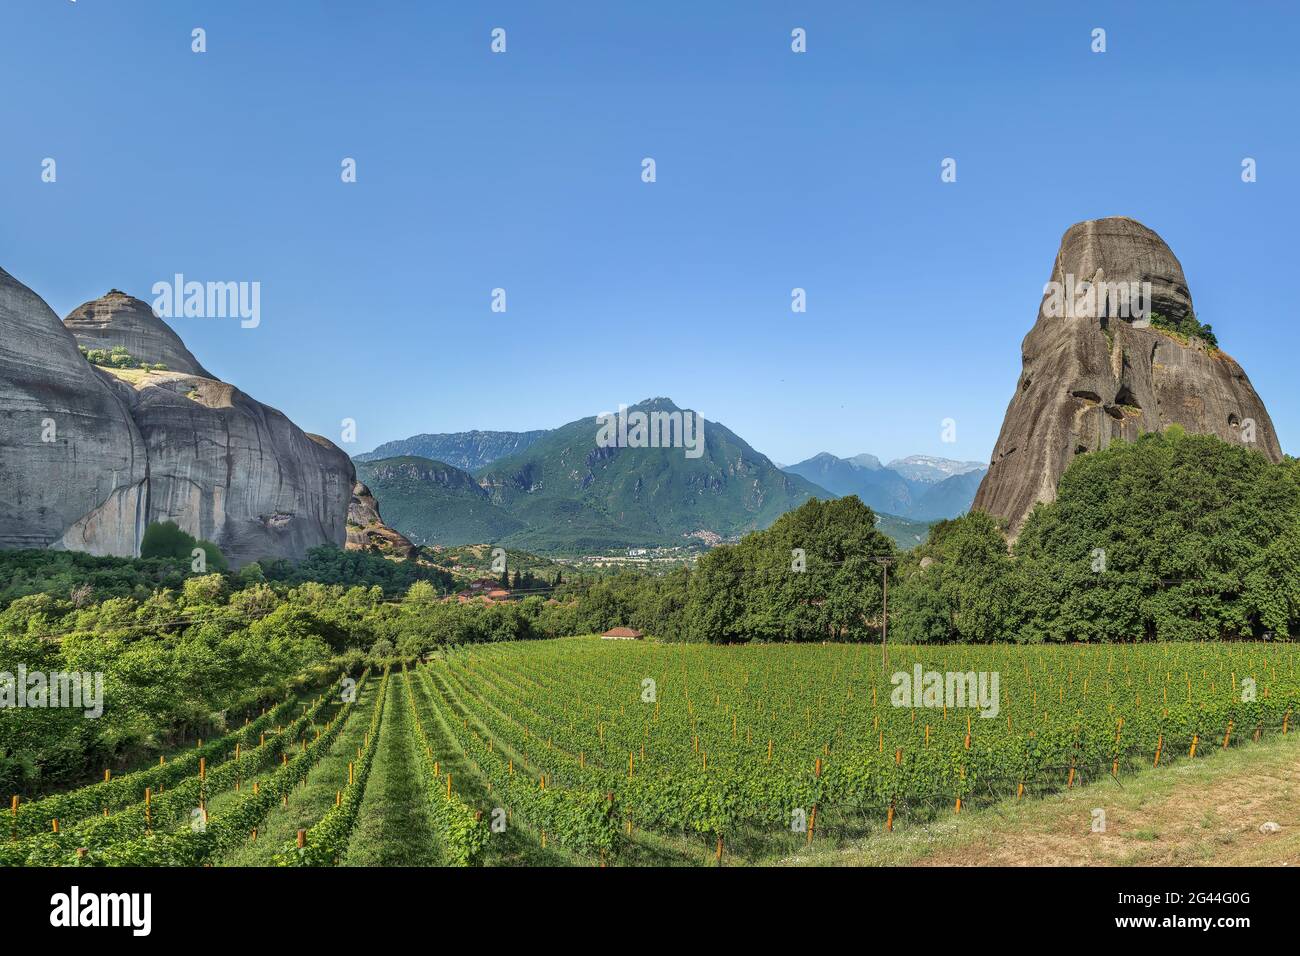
[886,801,895,831]
[348,762,354,785]
[52,819,58,833]
[1112,759,1119,778]
[767,739,773,763]
[1153,734,1163,767]
[1067,763,1075,789]
[297,829,306,849]
[1222,721,1233,749]
[879,732,884,753]
[509,758,513,775]
[955,797,962,814]
[253,782,259,794]
[433,761,439,777]
[925,725,931,746]
[1016,781,1024,800]
[104,769,111,782]
[1189,735,1199,758]
[541,830,547,849]
[895,748,902,765]
[717,835,724,862]
[260,733,266,747]
[628,752,634,779]
[77,848,86,862]
[448,775,453,800]
[1285,710,1291,735]
[806,804,817,845]
[336,790,341,807]
[199,758,205,780]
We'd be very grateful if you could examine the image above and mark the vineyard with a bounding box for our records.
[4,637,1298,867]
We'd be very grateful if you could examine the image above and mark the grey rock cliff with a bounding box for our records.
[973,217,1282,534]
[64,290,212,377]
[0,268,149,555]
[0,271,354,566]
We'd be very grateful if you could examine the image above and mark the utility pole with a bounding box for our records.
[875,556,893,669]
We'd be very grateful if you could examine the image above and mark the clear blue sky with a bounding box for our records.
[4,1,1297,466]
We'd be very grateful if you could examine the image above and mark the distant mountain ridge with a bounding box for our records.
[782,452,987,521]
[356,429,548,472]
[358,398,845,553]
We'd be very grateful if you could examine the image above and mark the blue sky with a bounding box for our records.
[4,1,1297,466]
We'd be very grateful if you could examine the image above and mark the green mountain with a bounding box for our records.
[873,511,933,549]
[473,398,827,552]
[354,457,523,547]
[355,429,548,472]
[906,470,985,521]
[357,401,934,553]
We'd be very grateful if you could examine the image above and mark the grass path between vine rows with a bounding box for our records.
[784,731,1300,867]
[340,674,441,866]
[218,679,377,866]
[408,667,575,866]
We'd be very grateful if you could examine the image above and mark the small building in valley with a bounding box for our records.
[601,627,644,640]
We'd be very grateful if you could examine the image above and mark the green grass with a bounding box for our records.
[340,675,442,866]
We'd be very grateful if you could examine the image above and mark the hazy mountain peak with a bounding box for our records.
[886,455,987,483]
[848,453,883,470]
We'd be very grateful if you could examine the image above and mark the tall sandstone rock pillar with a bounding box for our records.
[973,217,1282,534]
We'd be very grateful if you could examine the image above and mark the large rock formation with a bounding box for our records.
[973,217,1282,534]
[0,268,148,555]
[64,290,212,377]
[346,481,418,559]
[0,270,355,566]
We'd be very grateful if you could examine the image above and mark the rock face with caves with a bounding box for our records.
[973,217,1282,534]
[0,268,360,567]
